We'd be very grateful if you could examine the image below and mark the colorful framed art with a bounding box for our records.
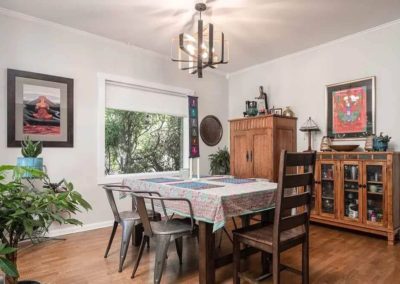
[7,69,74,147]
[326,77,375,140]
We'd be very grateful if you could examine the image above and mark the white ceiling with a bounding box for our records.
[1,0,400,73]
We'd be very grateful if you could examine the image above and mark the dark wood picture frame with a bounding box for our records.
[326,76,375,140]
[7,69,74,147]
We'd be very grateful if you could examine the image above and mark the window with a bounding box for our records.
[105,109,183,175]
[98,74,192,183]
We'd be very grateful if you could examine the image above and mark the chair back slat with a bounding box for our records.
[279,212,307,232]
[282,173,313,188]
[135,194,153,236]
[282,192,310,210]
[103,186,121,223]
[285,152,316,167]
[273,150,316,245]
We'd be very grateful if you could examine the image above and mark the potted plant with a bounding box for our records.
[16,137,43,173]
[373,132,392,151]
[0,165,92,284]
[208,147,230,175]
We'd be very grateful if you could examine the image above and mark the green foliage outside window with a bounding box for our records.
[105,109,183,175]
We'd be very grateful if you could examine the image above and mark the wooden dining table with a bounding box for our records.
[122,175,277,284]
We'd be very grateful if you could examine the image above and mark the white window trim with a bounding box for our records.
[97,73,194,185]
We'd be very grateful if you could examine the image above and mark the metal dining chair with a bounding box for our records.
[233,150,316,284]
[103,185,161,272]
[130,191,195,284]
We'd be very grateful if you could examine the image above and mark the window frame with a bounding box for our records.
[97,73,193,184]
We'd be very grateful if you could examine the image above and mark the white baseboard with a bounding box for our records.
[47,220,114,237]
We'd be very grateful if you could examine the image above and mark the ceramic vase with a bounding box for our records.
[320,136,332,151]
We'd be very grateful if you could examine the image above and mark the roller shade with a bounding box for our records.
[105,81,188,117]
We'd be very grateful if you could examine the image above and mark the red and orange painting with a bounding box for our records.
[332,86,367,135]
[23,84,61,136]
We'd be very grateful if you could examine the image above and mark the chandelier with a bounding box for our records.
[171,2,229,78]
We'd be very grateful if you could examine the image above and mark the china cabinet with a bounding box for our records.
[229,115,297,182]
[311,152,400,245]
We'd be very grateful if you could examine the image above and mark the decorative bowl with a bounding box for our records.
[330,144,359,152]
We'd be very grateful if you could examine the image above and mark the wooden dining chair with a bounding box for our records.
[102,185,161,272]
[233,150,316,284]
[130,191,195,284]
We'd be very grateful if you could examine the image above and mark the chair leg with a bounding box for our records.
[118,221,135,272]
[302,238,309,284]
[131,235,148,278]
[233,235,241,284]
[175,237,183,265]
[104,221,118,258]
[154,234,171,284]
[272,250,280,284]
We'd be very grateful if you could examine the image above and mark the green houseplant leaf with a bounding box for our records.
[0,165,91,283]
[0,244,18,278]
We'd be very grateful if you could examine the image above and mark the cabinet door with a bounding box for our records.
[251,129,273,179]
[318,161,337,218]
[231,132,252,178]
[311,161,321,216]
[362,162,387,227]
[340,161,363,223]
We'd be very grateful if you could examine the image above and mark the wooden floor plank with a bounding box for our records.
[16,223,400,283]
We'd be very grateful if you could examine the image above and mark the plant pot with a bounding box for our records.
[16,157,43,177]
[373,138,389,151]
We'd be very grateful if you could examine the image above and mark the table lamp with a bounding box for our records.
[299,117,320,151]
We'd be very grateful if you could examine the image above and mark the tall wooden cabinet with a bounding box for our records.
[311,152,400,245]
[229,115,297,182]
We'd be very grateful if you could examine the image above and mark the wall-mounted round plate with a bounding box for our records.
[200,115,223,146]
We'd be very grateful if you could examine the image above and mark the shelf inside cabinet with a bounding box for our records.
[321,196,334,200]
[367,181,383,184]
[344,189,359,193]
[344,179,359,183]
[367,191,383,196]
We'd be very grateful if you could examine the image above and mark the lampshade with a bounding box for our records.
[300,117,320,132]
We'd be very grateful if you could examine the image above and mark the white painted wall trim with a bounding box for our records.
[48,220,113,237]
[97,73,192,184]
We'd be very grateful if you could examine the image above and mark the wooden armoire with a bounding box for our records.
[229,115,297,182]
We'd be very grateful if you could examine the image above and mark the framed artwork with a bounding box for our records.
[270,107,282,116]
[7,69,74,147]
[326,76,375,140]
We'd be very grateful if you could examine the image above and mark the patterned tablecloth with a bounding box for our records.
[122,176,277,232]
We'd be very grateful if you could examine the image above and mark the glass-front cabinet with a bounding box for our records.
[312,152,398,245]
[341,162,362,222]
[318,162,337,218]
[363,162,386,226]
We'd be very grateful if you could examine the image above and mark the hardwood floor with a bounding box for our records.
[17,223,400,283]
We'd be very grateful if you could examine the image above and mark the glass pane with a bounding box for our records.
[366,165,384,223]
[321,164,334,214]
[343,165,360,219]
[105,109,183,175]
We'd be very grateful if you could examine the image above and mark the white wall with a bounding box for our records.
[229,20,400,151]
[0,11,229,234]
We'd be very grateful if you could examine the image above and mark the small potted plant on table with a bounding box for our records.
[16,137,43,174]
